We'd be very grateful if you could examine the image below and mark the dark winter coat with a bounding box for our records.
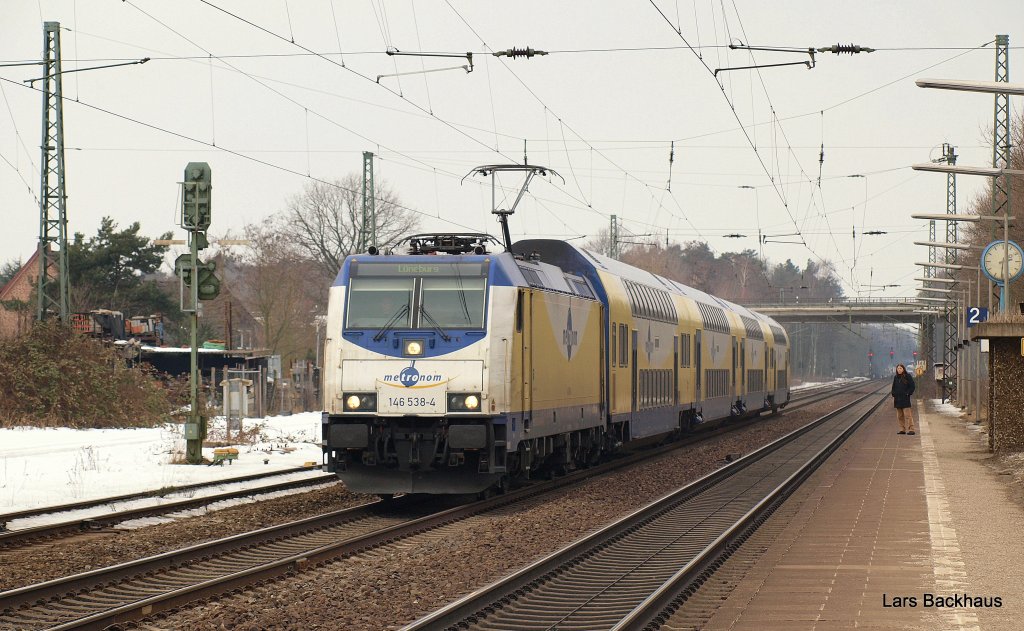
[891,373,915,409]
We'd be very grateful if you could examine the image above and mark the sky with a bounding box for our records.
[2,1,1024,299]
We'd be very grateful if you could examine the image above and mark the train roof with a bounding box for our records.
[511,239,786,331]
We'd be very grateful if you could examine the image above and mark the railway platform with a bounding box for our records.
[669,398,1024,631]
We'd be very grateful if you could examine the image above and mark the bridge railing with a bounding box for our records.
[744,297,925,309]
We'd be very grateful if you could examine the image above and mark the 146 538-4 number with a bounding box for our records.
[387,396,436,408]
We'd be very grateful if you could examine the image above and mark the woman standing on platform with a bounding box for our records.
[891,363,916,435]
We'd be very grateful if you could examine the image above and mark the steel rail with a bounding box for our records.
[0,466,322,530]
[0,473,336,548]
[400,386,886,631]
[0,380,870,630]
[613,392,887,630]
[0,377,847,539]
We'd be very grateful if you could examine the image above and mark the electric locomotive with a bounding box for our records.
[321,233,790,495]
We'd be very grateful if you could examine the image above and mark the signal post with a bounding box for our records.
[175,163,221,464]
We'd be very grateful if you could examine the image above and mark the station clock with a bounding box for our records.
[981,240,1024,284]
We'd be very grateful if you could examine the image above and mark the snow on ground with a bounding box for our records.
[0,377,870,521]
[791,376,868,391]
[931,399,968,417]
[0,412,326,515]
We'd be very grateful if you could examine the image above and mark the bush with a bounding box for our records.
[0,322,173,428]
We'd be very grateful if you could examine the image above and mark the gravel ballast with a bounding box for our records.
[0,485,373,592]
[146,393,870,630]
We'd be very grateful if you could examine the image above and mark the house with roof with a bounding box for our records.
[0,250,47,339]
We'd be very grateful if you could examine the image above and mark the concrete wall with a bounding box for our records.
[988,336,1024,452]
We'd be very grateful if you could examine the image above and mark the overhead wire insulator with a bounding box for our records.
[817,43,876,55]
[493,47,548,59]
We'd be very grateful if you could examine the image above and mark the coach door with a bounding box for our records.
[519,289,533,426]
[631,329,638,412]
[731,336,738,396]
[740,339,746,395]
[673,335,679,405]
[694,330,702,401]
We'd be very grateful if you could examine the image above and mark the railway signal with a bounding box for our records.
[182,163,212,232]
[177,162,219,464]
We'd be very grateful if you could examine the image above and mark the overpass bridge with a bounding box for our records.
[744,298,929,324]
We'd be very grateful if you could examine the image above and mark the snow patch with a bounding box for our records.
[0,412,325,513]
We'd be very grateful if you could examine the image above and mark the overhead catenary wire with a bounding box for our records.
[727,1,877,291]
[12,43,1018,65]
[36,26,993,153]
[648,0,828,275]
[0,75,486,236]
[409,0,434,115]
[0,149,39,205]
[120,1,487,187]
[440,0,705,241]
[5,5,984,275]
[187,0,589,238]
[327,0,346,67]
[0,80,39,195]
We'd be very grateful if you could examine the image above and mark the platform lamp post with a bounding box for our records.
[914,73,1024,310]
[917,260,982,408]
[912,168,1020,312]
[918,285,976,412]
[915,239,984,415]
[915,259,974,402]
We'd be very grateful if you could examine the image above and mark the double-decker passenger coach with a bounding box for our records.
[322,233,789,495]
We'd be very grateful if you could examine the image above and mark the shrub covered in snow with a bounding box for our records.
[0,322,174,428]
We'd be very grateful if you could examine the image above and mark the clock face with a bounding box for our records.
[983,241,1024,281]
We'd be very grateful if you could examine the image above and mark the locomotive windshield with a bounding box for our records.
[346,261,488,330]
[346,278,414,328]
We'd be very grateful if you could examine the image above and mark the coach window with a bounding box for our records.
[515,291,524,332]
[612,323,617,367]
[626,284,638,317]
[657,293,669,321]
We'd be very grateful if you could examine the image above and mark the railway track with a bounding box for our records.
[0,469,335,548]
[0,379,858,553]
[402,385,887,631]
[0,380,871,630]
[0,465,321,531]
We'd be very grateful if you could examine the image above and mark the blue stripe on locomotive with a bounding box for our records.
[333,254,521,359]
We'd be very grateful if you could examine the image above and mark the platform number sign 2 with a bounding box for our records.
[967,306,988,328]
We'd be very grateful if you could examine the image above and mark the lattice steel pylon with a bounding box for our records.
[942,143,958,402]
[610,214,619,259]
[992,34,1011,310]
[921,217,936,380]
[360,151,375,253]
[36,22,69,322]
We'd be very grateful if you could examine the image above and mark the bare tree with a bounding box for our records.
[241,220,320,368]
[584,228,616,258]
[279,174,419,282]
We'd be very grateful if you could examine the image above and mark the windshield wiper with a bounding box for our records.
[419,305,452,342]
[372,304,410,342]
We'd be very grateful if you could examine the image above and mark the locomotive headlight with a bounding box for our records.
[449,393,482,412]
[403,339,425,356]
[343,393,376,412]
